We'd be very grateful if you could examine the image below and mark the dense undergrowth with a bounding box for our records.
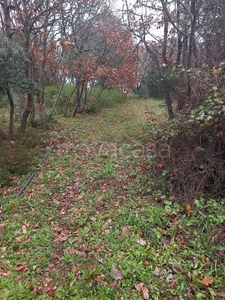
[150,88,225,203]
[0,97,224,299]
[0,128,51,188]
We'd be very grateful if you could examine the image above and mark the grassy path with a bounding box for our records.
[1,99,224,299]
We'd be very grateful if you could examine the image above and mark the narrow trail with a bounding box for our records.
[26,100,154,297]
[1,100,224,299]
[34,101,152,231]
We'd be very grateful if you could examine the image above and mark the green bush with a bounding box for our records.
[44,85,125,114]
[86,87,125,113]
[190,86,225,126]
[61,84,75,97]
[44,85,58,105]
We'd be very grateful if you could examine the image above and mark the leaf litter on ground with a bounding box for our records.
[0,99,225,299]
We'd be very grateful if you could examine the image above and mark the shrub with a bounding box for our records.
[85,87,125,113]
[44,85,58,106]
[151,86,225,202]
[0,129,49,187]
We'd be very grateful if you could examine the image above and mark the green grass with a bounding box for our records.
[0,98,224,299]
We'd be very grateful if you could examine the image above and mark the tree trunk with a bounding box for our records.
[49,75,66,118]
[163,80,174,119]
[64,83,78,117]
[187,0,197,103]
[6,87,14,135]
[176,0,182,67]
[73,81,82,117]
[20,93,33,133]
[161,9,174,119]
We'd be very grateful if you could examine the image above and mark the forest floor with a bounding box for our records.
[0,99,225,299]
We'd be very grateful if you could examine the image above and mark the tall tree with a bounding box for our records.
[121,0,225,115]
[0,0,63,132]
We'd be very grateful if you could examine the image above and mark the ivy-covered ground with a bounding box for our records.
[0,99,224,299]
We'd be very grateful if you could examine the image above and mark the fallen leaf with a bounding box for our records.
[22,225,27,234]
[65,247,76,255]
[217,292,225,298]
[121,225,132,235]
[0,247,6,253]
[14,262,29,272]
[33,276,57,297]
[186,204,193,216]
[78,243,88,252]
[33,223,40,229]
[96,274,108,286]
[153,266,166,276]
[75,250,86,257]
[135,282,149,299]
[198,276,214,286]
[0,223,6,232]
[166,273,173,283]
[15,236,29,243]
[0,265,10,277]
[102,218,112,230]
[171,218,180,226]
[54,233,68,242]
[110,265,123,280]
[77,194,84,200]
[170,279,177,288]
[137,239,147,246]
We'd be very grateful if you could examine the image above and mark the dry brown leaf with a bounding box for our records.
[219,250,225,257]
[14,262,29,272]
[78,243,88,252]
[135,282,149,299]
[96,274,108,286]
[217,292,225,298]
[137,239,147,246]
[102,218,112,230]
[153,266,166,276]
[0,223,6,232]
[0,265,10,277]
[0,247,6,253]
[65,247,76,255]
[110,265,123,280]
[121,225,132,235]
[33,223,40,229]
[54,233,68,242]
[22,225,27,234]
[33,276,57,297]
[15,236,29,243]
[198,276,214,286]
[166,273,173,283]
[170,279,177,288]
